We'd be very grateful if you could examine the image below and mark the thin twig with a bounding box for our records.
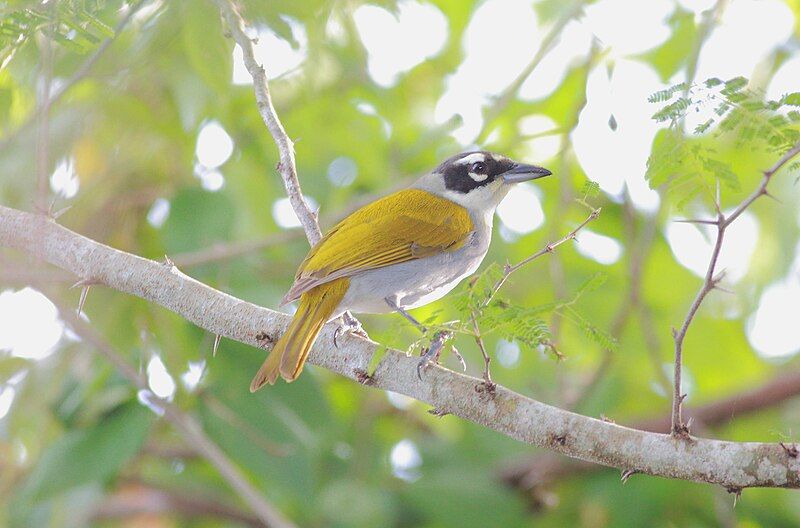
[670,140,800,437]
[214,0,322,245]
[484,208,602,308]
[53,301,296,528]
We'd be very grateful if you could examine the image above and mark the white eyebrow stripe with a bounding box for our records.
[469,172,488,182]
[456,152,486,165]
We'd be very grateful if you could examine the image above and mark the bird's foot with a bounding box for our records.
[416,330,455,380]
[333,311,368,348]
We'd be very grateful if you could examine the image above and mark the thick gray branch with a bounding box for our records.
[2,204,800,490]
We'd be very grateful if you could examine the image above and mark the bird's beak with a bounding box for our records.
[502,163,552,184]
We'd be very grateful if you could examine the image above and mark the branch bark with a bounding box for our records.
[501,368,800,489]
[3,205,800,491]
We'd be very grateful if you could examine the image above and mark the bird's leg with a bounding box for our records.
[384,297,427,334]
[333,311,369,348]
[416,330,454,380]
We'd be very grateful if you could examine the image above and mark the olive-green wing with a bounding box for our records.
[281,189,473,303]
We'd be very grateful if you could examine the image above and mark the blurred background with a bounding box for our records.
[1,0,800,526]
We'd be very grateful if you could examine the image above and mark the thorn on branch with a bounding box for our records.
[780,442,799,458]
[762,190,782,203]
[50,204,72,220]
[213,334,222,357]
[674,218,719,225]
[621,469,639,483]
[162,255,176,268]
[71,278,99,317]
[428,407,450,417]
[77,285,90,316]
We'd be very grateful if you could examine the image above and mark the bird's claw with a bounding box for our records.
[416,330,455,381]
[334,312,368,348]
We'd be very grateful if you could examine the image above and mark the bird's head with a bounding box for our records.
[416,151,552,215]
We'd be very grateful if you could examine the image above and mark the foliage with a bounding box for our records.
[647,77,800,207]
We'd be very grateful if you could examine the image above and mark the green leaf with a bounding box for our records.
[651,96,691,122]
[22,401,152,502]
[580,180,600,199]
[564,307,618,351]
[648,82,689,104]
[575,272,608,297]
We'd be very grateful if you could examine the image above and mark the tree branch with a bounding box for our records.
[52,298,295,528]
[3,206,800,490]
[670,140,800,437]
[213,0,322,245]
[501,368,800,490]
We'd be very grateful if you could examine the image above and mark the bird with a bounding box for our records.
[250,151,551,391]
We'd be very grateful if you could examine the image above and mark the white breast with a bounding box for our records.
[336,213,493,316]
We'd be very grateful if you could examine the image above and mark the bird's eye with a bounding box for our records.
[471,162,485,173]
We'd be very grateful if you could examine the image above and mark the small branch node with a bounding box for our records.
[600,414,616,424]
[353,368,375,386]
[475,380,497,398]
[254,331,274,348]
[726,486,743,507]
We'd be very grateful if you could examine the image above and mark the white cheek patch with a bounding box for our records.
[468,171,489,182]
[456,153,486,165]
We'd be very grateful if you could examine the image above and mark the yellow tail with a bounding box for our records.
[250,278,349,391]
